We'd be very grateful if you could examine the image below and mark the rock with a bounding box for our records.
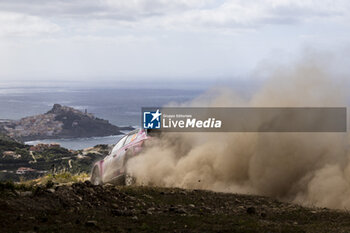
[111,209,123,216]
[84,180,93,186]
[235,198,242,203]
[40,217,48,222]
[246,207,256,215]
[147,207,155,215]
[111,209,133,216]
[141,210,147,215]
[45,180,54,189]
[103,183,113,188]
[189,204,195,208]
[19,191,32,197]
[47,189,55,193]
[143,194,153,199]
[175,208,187,214]
[85,220,97,227]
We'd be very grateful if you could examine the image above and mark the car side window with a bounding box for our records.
[110,136,127,157]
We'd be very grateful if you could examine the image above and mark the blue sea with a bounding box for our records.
[0,86,203,149]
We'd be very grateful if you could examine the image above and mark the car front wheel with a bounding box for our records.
[124,173,136,186]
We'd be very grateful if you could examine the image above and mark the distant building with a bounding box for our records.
[29,143,49,152]
[49,143,60,148]
[29,146,39,152]
[29,143,60,152]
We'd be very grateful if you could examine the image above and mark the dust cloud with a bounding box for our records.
[127,55,350,209]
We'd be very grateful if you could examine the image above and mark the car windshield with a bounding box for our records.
[125,133,137,145]
[110,136,127,156]
[124,129,140,144]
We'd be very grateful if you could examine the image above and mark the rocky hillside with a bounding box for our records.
[1,104,133,141]
[0,182,350,232]
[0,134,110,181]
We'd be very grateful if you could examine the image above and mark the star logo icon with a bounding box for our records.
[151,109,161,122]
[143,108,162,129]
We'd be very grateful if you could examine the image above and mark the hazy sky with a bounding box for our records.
[0,0,349,84]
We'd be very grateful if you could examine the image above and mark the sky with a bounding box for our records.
[0,0,350,85]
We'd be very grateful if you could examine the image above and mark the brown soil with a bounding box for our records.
[1,181,350,232]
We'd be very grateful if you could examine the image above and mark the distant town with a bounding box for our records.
[0,104,133,141]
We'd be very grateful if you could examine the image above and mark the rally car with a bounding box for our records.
[90,129,150,185]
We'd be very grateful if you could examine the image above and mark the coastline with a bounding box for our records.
[1,104,135,142]
[24,134,126,150]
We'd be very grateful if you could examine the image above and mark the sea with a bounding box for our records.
[0,85,203,150]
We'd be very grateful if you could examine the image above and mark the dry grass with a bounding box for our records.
[18,172,90,188]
